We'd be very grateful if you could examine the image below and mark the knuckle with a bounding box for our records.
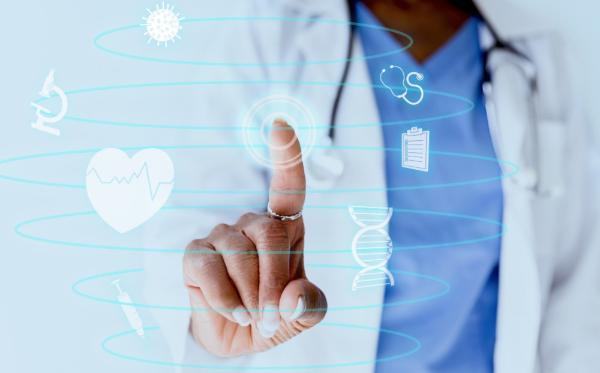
[260,278,287,295]
[228,252,258,269]
[220,235,254,254]
[269,264,290,280]
[264,267,289,284]
[254,220,287,245]
[211,223,232,235]
[186,238,207,251]
[184,252,218,275]
[242,292,259,309]
[238,212,259,225]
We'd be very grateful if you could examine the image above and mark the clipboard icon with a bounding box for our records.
[402,127,430,172]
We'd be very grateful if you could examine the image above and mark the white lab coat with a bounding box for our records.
[143,1,600,372]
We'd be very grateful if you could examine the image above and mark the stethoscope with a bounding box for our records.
[308,0,540,190]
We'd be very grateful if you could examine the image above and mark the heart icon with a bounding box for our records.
[86,148,174,233]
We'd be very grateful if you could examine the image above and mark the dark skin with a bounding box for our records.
[363,0,471,63]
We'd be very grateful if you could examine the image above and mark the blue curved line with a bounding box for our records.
[101,324,420,370]
[71,266,449,312]
[15,205,503,254]
[0,146,519,192]
[94,16,413,67]
[32,80,474,131]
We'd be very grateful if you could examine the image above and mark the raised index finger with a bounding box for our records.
[268,119,306,216]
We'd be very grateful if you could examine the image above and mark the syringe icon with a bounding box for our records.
[112,279,145,338]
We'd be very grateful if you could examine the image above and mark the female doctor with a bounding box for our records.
[143,0,600,372]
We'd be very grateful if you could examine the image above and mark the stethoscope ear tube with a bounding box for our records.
[304,0,354,189]
[329,1,544,195]
[483,47,543,195]
[329,0,357,140]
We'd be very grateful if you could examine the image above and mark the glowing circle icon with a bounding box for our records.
[242,95,316,170]
[142,2,184,47]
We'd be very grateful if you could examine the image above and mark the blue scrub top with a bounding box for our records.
[356,3,503,372]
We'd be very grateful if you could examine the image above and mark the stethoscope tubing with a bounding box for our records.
[322,0,540,192]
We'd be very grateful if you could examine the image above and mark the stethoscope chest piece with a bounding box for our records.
[305,135,344,189]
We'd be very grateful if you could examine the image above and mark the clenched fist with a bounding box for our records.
[183,119,327,357]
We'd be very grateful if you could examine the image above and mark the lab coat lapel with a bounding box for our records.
[320,35,389,369]
[284,2,543,370]
[474,0,552,41]
[486,51,542,373]
[292,7,388,370]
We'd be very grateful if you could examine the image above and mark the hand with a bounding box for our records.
[183,119,327,357]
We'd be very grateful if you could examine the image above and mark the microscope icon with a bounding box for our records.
[31,69,68,136]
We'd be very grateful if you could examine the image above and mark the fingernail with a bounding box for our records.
[259,304,280,338]
[232,306,251,327]
[289,296,305,321]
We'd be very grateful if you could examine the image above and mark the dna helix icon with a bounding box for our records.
[348,206,395,291]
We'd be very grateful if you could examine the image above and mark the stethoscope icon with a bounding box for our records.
[307,64,426,188]
[379,65,425,106]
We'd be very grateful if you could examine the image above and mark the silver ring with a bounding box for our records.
[266,204,303,222]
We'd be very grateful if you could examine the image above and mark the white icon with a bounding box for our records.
[379,65,424,106]
[402,127,430,172]
[31,70,68,136]
[142,2,184,47]
[242,95,316,170]
[112,280,145,338]
[349,206,394,291]
[86,148,174,233]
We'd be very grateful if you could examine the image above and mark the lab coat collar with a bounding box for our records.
[257,2,544,372]
[474,0,553,40]
[276,0,346,16]
[280,0,553,41]
[485,52,542,372]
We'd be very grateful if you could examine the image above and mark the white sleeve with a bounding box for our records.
[139,0,271,366]
[142,164,268,368]
[539,130,600,372]
[537,35,600,371]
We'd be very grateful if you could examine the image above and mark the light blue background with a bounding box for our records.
[0,1,598,372]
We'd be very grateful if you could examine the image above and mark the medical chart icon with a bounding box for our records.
[112,280,145,338]
[349,206,395,291]
[142,2,184,47]
[402,127,430,172]
[379,65,425,106]
[86,148,174,233]
[31,70,68,136]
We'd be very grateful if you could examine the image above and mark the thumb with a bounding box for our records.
[268,119,306,216]
[279,278,327,327]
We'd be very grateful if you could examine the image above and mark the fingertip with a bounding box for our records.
[272,118,289,130]
[289,296,305,321]
[259,304,281,338]
[269,118,301,165]
[268,118,306,216]
[280,279,327,325]
[232,306,251,327]
[270,118,292,148]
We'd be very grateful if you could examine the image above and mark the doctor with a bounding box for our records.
[143,0,600,372]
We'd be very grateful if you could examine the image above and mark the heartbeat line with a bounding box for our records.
[86,162,174,201]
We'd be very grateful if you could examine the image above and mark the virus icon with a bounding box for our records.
[142,2,184,47]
